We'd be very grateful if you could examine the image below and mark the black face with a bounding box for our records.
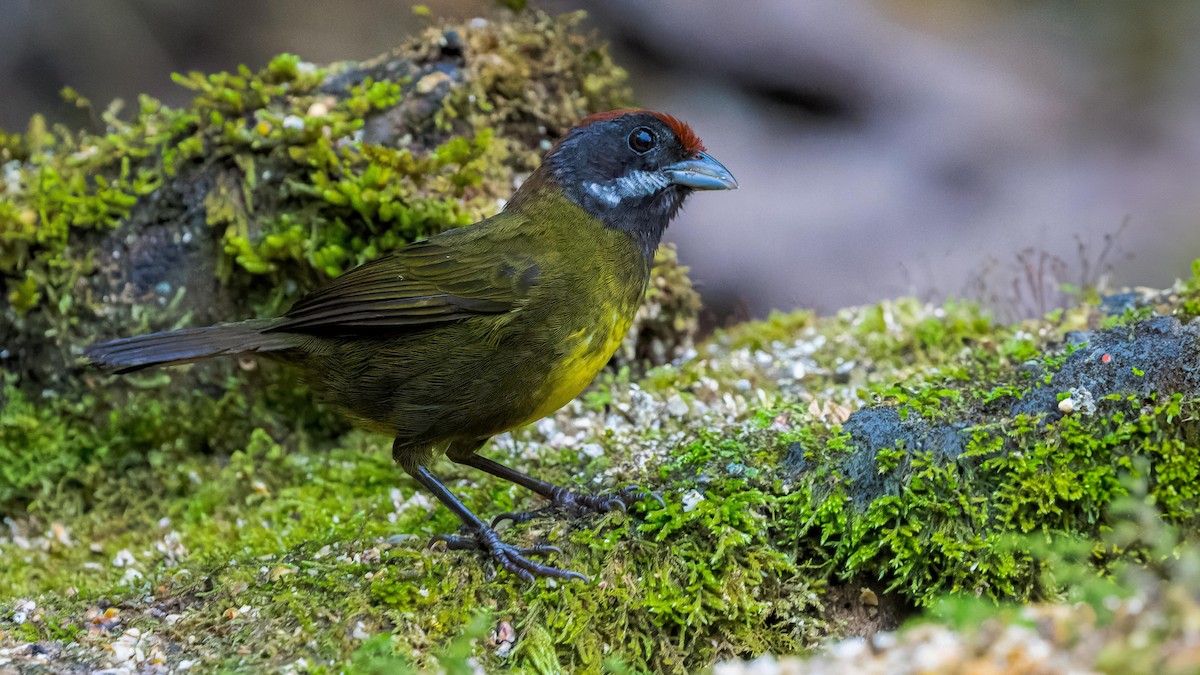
[543,112,700,256]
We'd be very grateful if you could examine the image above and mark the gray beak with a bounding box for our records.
[664,151,738,191]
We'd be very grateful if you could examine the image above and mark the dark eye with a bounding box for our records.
[628,127,655,154]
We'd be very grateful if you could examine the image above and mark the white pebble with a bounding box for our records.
[830,636,868,660]
[665,395,689,418]
[11,599,35,624]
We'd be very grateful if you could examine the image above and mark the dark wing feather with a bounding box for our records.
[268,231,538,335]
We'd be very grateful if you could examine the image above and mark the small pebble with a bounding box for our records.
[681,489,706,513]
[665,394,689,417]
[112,549,135,568]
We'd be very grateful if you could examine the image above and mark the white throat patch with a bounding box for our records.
[585,170,669,206]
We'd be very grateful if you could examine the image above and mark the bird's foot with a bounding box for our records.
[492,485,664,528]
[428,527,587,583]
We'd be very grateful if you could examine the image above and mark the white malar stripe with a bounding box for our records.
[586,181,622,206]
[616,170,669,199]
[585,170,669,206]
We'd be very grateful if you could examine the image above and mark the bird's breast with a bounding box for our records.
[517,296,639,427]
[494,202,652,430]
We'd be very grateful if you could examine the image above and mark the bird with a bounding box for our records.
[85,109,737,581]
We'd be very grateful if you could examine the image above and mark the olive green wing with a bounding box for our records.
[268,230,539,335]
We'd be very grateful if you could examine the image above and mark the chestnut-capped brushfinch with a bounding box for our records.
[87,110,737,581]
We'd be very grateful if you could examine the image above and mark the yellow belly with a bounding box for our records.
[519,313,632,425]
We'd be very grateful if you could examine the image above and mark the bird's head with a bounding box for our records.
[512,109,737,258]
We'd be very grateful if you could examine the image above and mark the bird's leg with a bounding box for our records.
[446,440,663,527]
[397,443,585,582]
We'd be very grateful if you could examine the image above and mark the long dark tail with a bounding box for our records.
[85,319,294,373]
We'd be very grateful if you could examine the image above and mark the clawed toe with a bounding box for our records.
[499,548,587,583]
[572,484,663,516]
[623,486,665,509]
[519,544,562,557]
[426,528,585,582]
[491,507,551,529]
[498,485,665,525]
[614,485,665,510]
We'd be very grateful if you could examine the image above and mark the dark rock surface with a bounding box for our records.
[791,315,1200,507]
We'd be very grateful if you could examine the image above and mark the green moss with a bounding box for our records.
[5,286,1200,671]
[777,326,1200,609]
[0,380,823,672]
[1176,258,1200,319]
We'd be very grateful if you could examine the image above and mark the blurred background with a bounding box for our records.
[3,0,1199,323]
